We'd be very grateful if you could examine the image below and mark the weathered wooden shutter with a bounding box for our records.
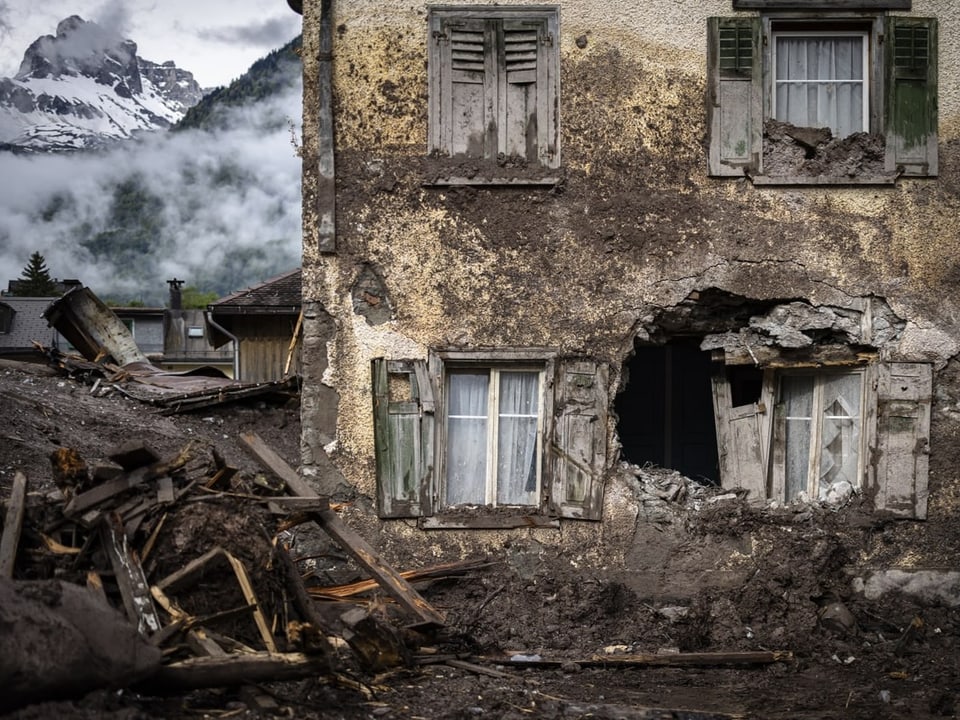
[372,359,434,518]
[548,359,608,520]
[869,362,932,519]
[432,17,497,160]
[707,17,762,177]
[499,18,558,167]
[711,370,774,501]
[885,17,938,177]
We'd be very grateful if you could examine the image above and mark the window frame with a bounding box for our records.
[773,368,867,502]
[372,351,609,527]
[707,12,938,182]
[771,28,871,137]
[426,5,561,186]
[440,362,548,509]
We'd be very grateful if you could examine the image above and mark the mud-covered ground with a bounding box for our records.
[1,360,959,720]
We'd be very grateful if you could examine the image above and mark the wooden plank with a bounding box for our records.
[0,471,28,578]
[64,466,150,517]
[313,508,446,629]
[223,551,278,653]
[488,650,792,668]
[136,652,332,694]
[100,513,162,635]
[240,431,318,498]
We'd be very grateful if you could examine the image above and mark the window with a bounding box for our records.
[445,367,543,507]
[427,6,560,182]
[0,303,13,334]
[708,12,938,182]
[372,353,607,527]
[773,30,869,138]
[711,361,932,518]
[778,371,864,501]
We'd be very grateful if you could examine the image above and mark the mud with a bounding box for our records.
[2,362,960,719]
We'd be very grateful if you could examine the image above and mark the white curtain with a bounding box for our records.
[818,373,861,497]
[496,371,539,505]
[775,35,864,138]
[445,371,489,505]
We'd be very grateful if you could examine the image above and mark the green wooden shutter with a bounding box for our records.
[869,362,932,519]
[707,17,762,177]
[885,16,938,177]
[548,359,608,520]
[372,359,434,518]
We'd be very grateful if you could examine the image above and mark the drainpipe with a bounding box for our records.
[205,311,240,380]
[316,0,336,252]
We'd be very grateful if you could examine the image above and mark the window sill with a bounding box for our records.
[423,176,562,188]
[749,174,900,186]
[419,513,559,530]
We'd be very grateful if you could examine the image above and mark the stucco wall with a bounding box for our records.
[295,0,960,576]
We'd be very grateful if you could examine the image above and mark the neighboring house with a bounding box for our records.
[113,306,165,360]
[206,269,304,383]
[286,1,958,572]
[0,297,67,359]
[161,280,234,377]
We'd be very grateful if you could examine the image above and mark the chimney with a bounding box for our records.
[167,278,184,310]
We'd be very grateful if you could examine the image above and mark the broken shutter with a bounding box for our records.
[885,16,938,176]
[372,359,434,518]
[870,362,932,519]
[711,370,774,501]
[707,16,762,177]
[548,359,608,520]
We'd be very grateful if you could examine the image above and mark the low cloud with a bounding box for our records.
[0,86,303,305]
[198,16,301,48]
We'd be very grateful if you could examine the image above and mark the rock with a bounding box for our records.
[819,600,857,635]
[0,577,163,713]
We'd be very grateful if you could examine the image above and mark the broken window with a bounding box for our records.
[712,360,932,518]
[427,6,560,180]
[707,12,937,181]
[373,352,607,527]
[777,370,864,501]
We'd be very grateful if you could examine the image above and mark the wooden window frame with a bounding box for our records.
[426,5,561,186]
[707,13,937,182]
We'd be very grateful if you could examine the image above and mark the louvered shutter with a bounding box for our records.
[885,16,938,177]
[548,359,608,520]
[499,19,557,166]
[707,17,762,177]
[373,359,434,518]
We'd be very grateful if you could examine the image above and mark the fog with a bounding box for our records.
[0,86,302,306]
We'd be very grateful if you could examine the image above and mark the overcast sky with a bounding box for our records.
[0,0,302,88]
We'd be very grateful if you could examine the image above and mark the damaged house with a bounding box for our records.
[288,0,959,592]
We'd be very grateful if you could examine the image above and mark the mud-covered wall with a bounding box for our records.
[296,0,960,574]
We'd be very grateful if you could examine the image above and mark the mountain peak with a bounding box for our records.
[0,16,204,152]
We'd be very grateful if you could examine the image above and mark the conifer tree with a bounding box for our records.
[13,252,57,296]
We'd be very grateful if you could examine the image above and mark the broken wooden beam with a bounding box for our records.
[486,650,793,669]
[0,471,28,578]
[240,433,445,629]
[135,651,331,694]
[240,431,317,498]
[100,513,162,636]
[276,544,337,654]
[313,507,446,629]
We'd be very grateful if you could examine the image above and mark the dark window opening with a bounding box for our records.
[727,364,764,407]
[615,338,720,483]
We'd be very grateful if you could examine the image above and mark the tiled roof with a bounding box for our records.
[209,268,301,312]
[0,297,62,350]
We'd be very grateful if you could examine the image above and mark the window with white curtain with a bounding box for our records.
[445,367,543,507]
[780,371,864,501]
[773,30,869,138]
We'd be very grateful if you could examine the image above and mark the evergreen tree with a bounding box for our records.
[13,252,57,296]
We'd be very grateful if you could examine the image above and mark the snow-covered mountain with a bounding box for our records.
[0,16,205,153]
